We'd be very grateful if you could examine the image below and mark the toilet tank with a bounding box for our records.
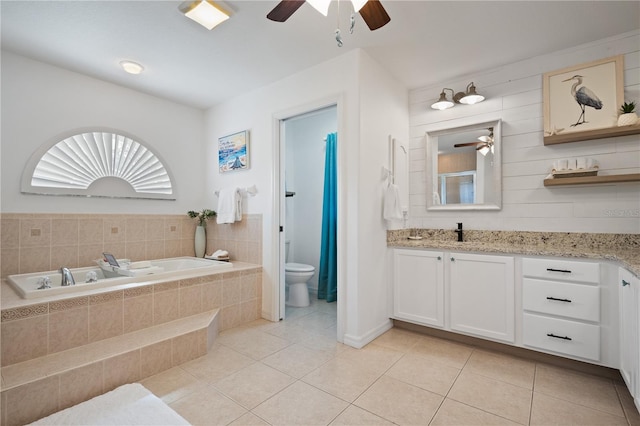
[285,240,290,263]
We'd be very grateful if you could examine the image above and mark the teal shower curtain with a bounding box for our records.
[318,132,337,303]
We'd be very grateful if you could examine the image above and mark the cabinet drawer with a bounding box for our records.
[523,278,600,322]
[523,313,600,361]
[522,258,600,284]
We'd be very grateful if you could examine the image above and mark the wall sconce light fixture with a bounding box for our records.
[431,82,485,110]
[179,0,230,30]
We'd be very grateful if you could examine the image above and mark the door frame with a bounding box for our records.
[270,94,344,341]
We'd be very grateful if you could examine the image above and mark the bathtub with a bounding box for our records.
[7,257,233,299]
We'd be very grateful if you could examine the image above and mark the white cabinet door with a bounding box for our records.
[393,249,444,327]
[449,252,515,343]
[619,267,638,400]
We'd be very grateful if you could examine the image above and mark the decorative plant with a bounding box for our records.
[620,101,636,114]
[617,101,638,127]
[187,209,216,227]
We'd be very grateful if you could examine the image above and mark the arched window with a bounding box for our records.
[21,130,175,200]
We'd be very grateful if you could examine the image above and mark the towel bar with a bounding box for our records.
[214,185,257,197]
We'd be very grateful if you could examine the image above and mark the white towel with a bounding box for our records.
[206,249,229,259]
[216,187,242,224]
[383,183,403,220]
[30,383,190,425]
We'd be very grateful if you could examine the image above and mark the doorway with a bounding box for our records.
[275,102,340,339]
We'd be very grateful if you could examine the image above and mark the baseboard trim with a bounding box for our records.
[343,319,393,349]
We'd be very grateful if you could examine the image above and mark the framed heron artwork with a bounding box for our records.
[543,55,624,136]
[218,130,249,173]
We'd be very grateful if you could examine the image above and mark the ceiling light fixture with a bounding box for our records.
[307,0,367,16]
[120,60,144,75]
[350,0,368,13]
[307,0,332,16]
[179,0,230,30]
[431,82,486,110]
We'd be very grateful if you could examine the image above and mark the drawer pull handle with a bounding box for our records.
[546,296,572,303]
[547,333,572,341]
[622,280,630,287]
[546,268,572,274]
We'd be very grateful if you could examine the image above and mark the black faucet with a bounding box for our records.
[454,222,463,242]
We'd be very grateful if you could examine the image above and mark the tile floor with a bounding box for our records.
[141,298,640,425]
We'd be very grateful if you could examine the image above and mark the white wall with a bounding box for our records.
[408,31,640,234]
[205,50,358,324]
[1,51,205,214]
[206,49,409,347]
[285,107,337,294]
[352,51,410,345]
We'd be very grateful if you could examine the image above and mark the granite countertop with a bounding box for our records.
[388,229,640,277]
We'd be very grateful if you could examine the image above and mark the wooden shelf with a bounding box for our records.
[544,124,640,145]
[544,173,640,187]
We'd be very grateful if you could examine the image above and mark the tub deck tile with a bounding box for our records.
[1,309,219,392]
[1,262,260,311]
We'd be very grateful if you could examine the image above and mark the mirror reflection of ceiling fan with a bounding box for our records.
[454,128,494,155]
[267,0,391,31]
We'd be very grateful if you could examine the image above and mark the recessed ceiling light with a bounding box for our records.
[180,0,230,30]
[120,61,144,75]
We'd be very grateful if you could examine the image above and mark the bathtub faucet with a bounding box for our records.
[36,276,52,290]
[60,267,76,286]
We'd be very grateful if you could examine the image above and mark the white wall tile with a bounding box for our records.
[408,32,640,234]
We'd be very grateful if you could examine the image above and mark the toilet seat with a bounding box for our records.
[285,263,315,273]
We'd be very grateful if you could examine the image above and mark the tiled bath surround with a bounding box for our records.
[0,213,262,278]
[1,315,213,426]
[0,265,262,425]
[1,268,262,367]
[0,213,264,424]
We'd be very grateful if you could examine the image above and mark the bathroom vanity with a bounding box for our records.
[394,250,515,343]
[388,229,640,412]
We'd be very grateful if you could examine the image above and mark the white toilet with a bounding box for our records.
[285,241,315,307]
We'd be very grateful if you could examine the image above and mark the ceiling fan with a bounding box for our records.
[454,128,494,154]
[267,0,391,31]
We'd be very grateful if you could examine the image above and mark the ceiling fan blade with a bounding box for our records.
[359,0,391,30]
[454,142,482,148]
[267,0,306,22]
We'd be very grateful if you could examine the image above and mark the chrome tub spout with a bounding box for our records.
[60,267,76,286]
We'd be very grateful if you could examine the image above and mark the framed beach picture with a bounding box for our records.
[218,130,249,173]
[543,55,624,136]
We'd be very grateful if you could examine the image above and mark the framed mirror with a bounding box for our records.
[426,119,502,210]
